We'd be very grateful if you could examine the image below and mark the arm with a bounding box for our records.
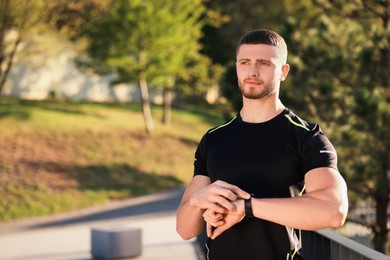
[207,167,348,239]
[176,175,210,240]
[252,167,348,230]
[176,175,250,240]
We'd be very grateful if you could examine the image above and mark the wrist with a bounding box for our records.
[188,196,202,211]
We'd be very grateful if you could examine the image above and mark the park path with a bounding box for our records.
[0,188,200,260]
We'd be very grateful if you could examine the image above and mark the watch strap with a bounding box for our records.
[244,195,254,218]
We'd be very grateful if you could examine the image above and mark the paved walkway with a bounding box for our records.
[0,188,201,260]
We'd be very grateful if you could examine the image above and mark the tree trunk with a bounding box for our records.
[0,0,9,68]
[162,87,172,125]
[0,0,28,96]
[0,36,20,96]
[138,72,153,134]
[373,195,389,254]
[0,0,13,96]
[373,155,390,254]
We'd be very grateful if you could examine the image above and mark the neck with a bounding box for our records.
[240,98,285,123]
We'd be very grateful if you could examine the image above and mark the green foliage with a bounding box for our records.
[219,61,241,113]
[176,54,224,96]
[280,0,389,201]
[80,0,214,92]
[278,0,389,253]
[78,0,219,130]
[201,0,287,65]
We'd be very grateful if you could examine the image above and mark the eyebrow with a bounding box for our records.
[237,58,272,63]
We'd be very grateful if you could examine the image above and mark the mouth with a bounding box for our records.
[244,80,262,86]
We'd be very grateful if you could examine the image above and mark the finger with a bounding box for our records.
[206,223,213,237]
[211,184,238,201]
[214,212,224,220]
[203,213,224,226]
[206,200,230,213]
[204,217,224,227]
[203,211,215,224]
[213,181,250,200]
[200,196,227,213]
[203,210,222,221]
[205,220,224,228]
[211,225,229,240]
[211,196,236,212]
[226,185,250,200]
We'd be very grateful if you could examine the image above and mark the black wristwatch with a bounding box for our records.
[244,194,254,218]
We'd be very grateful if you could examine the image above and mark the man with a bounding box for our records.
[176,29,348,260]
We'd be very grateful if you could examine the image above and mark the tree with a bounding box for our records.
[0,0,108,97]
[201,0,286,65]
[219,61,241,114]
[143,0,207,125]
[279,0,389,253]
[0,0,39,95]
[80,0,210,132]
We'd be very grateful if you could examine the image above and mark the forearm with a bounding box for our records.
[176,200,205,240]
[252,190,348,230]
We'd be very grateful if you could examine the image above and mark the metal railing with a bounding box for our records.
[301,229,390,260]
[196,230,390,260]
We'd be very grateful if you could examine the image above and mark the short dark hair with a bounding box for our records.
[236,29,288,63]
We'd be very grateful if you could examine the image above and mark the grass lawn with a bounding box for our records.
[0,98,227,221]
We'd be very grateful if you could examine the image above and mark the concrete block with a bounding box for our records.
[91,226,142,259]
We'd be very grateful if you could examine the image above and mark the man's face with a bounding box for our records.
[236,44,287,100]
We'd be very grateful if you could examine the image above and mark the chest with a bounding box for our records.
[206,124,303,197]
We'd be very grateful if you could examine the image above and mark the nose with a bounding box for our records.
[248,64,259,77]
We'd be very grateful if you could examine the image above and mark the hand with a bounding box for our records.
[205,199,246,239]
[190,180,250,214]
[203,209,225,237]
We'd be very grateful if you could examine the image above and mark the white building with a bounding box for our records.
[3,49,166,104]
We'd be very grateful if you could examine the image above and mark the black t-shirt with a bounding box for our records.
[194,108,338,260]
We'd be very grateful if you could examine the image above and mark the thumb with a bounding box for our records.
[236,190,250,200]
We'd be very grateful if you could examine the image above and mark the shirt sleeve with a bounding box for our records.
[193,133,209,177]
[301,124,338,174]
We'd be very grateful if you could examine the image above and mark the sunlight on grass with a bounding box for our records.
[0,98,227,221]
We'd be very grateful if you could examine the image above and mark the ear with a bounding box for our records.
[280,64,290,81]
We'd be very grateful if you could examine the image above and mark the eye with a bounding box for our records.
[239,61,250,65]
[258,61,271,66]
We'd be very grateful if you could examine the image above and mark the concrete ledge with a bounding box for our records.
[91,226,142,259]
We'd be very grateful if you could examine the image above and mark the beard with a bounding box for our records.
[238,79,276,100]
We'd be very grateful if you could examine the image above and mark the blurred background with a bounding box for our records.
[0,0,389,256]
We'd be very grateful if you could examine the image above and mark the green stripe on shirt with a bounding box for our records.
[209,117,236,134]
[284,114,310,131]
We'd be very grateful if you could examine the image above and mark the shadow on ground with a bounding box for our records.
[35,188,184,229]
[20,160,183,195]
[0,187,185,235]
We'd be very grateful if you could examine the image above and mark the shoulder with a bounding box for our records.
[283,109,317,133]
[196,116,238,149]
[282,109,333,149]
[206,116,238,135]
